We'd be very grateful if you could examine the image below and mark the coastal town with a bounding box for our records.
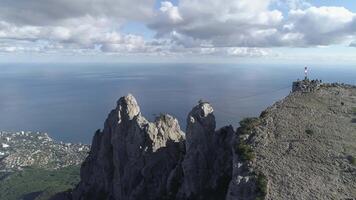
[0,131,89,171]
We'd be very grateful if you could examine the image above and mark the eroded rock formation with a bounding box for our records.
[70,94,234,200]
[178,102,234,199]
[56,83,356,200]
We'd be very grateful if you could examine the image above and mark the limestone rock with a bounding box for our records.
[69,96,234,200]
[250,84,356,200]
[72,94,185,200]
[56,82,356,200]
[178,102,234,199]
[227,83,356,200]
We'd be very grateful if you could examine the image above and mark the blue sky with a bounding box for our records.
[0,0,356,64]
[312,0,356,11]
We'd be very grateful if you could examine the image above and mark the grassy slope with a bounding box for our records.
[0,166,80,200]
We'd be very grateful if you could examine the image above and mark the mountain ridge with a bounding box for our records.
[53,81,356,200]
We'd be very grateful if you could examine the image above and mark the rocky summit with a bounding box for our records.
[54,82,356,200]
[245,83,356,200]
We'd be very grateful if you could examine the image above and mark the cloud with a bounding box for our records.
[0,16,160,54]
[0,0,161,55]
[191,47,272,57]
[286,6,356,46]
[159,1,183,23]
[0,0,155,26]
[149,0,284,48]
[277,0,312,10]
[149,1,356,49]
[0,45,42,53]
[226,47,271,57]
[1,0,356,58]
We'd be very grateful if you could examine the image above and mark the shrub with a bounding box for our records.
[240,117,259,128]
[352,107,356,115]
[305,129,314,135]
[256,173,268,199]
[236,141,255,162]
[238,117,260,135]
[260,110,268,118]
[348,155,356,166]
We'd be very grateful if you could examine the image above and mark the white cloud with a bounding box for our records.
[0,39,44,53]
[226,47,271,57]
[0,0,356,59]
[286,6,356,46]
[149,1,356,49]
[0,0,160,55]
[0,0,155,26]
[0,46,44,53]
[281,0,312,10]
[0,16,161,54]
[159,2,183,23]
[100,33,149,53]
[149,0,284,48]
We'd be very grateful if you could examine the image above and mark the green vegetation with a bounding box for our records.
[305,129,314,135]
[352,107,356,123]
[348,155,356,166]
[0,166,80,200]
[255,173,268,200]
[235,141,255,162]
[235,117,259,162]
[236,117,269,199]
[352,107,356,115]
[238,117,260,135]
[259,110,268,118]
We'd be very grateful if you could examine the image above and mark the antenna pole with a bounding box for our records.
[304,67,308,80]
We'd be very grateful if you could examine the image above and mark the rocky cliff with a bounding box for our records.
[66,94,234,200]
[55,83,356,200]
[244,83,356,200]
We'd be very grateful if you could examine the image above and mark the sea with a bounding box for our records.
[0,63,355,143]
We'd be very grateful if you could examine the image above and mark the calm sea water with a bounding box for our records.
[0,63,355,143]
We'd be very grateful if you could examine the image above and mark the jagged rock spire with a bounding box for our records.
[67,95,234,200]
[117,94,140,122]
[71,94,185,200]
[179,101,234,199]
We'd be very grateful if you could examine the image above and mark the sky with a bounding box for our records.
[0,0,356,64]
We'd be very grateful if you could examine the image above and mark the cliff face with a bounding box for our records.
[72,94,185,200]
[70,95,234,200]
[59,83,356,200]
[178,102,234,199]
[247,84,356,200]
